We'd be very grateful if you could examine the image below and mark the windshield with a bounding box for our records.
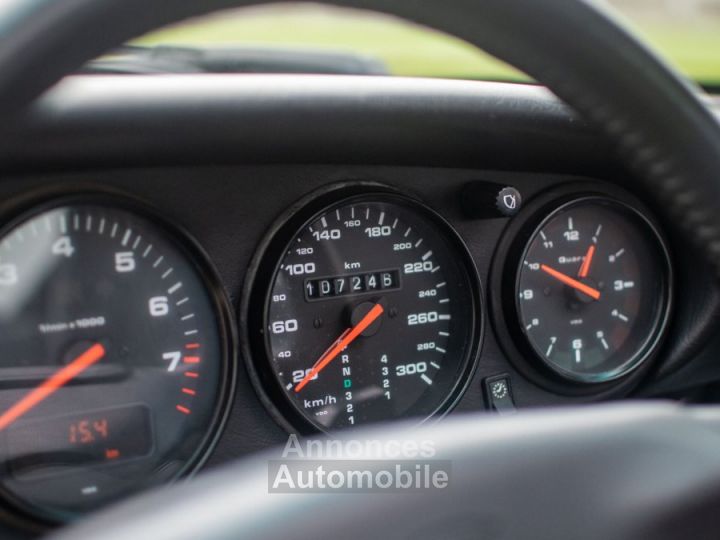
[128,1,720,86]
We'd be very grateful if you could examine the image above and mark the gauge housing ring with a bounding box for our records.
[489,181,673,397]
[240,181,484,434]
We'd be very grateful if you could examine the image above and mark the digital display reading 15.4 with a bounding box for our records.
[8,405,152,475]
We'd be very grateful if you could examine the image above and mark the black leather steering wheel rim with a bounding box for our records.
[1,0,719,538]
[51,404,720,540]
[2,0,720,272]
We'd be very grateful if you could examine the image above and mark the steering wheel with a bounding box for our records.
[2,1,720,538]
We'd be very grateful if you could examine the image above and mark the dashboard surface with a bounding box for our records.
[0,75,719,531]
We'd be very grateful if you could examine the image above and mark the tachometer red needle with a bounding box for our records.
[541,264,601,300]
[0,343,106,431]
[295,304,384,393]
[578,245,596,278]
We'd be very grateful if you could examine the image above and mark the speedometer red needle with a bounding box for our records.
[578,245,596,278]
[541,264,601,300]
[0,343,106,432]
[295,304,384,393]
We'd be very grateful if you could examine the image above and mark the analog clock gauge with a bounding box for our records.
[515,196,671,383]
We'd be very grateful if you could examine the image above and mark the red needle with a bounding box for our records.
[295,303,384,393]
[0,343,106,432]
[578,245,596,278]
[541,264,601,300]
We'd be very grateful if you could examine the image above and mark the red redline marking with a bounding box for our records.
[184,372,199,378]
[185,343,200,350]
[183,356,200,364]
[176,405,191,415]
[182,388,196,396]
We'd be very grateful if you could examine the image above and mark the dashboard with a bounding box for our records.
[0,75,719,531]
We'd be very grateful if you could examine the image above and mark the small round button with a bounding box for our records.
[496,187,522,216]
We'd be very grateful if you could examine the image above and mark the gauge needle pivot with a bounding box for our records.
[295,303,384,393]
[578,244,596,278]
[0,343,106,431]
[541,264,601,300]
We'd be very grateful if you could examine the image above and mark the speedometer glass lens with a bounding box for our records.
[515,196,671,383]
[253,189,480,432]
[0,197,231,520]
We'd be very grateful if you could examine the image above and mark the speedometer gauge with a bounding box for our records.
[515,196,671,383]
[246,186,481,432]
[0,195,233,521]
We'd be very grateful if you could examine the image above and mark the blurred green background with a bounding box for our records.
[133,1,720,85]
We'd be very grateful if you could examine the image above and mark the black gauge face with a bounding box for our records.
[515,197,671,383]
[257,191,480,431]
[0,198,231,520]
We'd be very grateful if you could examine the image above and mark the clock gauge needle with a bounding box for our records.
[540,264,601,301]
[578,244,596,278]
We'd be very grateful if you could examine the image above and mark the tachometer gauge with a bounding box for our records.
[514,196,671,383]
[246,186,481,432]
[0,195,233,521]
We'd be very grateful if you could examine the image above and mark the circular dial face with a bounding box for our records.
[0,199,230,519]
[259,192,480,431]
[516,197,670,383]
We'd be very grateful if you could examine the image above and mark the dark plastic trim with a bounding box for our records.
[0,75,614,174]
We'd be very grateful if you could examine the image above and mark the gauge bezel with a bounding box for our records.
[489,182,673,396]
[0,188,237,527]
[241,182,483,434]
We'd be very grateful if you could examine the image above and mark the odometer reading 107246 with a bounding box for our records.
[255,190,481,431]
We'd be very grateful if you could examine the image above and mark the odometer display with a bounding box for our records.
[515,197,671,383]
[255,190,480,431]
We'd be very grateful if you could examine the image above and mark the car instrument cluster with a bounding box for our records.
[0,181,672,522]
